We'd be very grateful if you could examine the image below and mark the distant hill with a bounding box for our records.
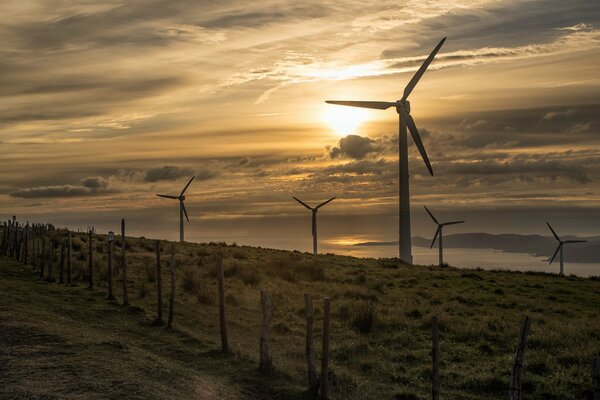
[356,233,600,263]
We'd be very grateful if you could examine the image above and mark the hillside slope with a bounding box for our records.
[2,229,600,399]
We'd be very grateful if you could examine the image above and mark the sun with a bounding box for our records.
[322,105,369,136]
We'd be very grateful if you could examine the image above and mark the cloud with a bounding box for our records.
[82,176,110,189]
[9,176,117,198]
[143,166,195,182]
[542,109,575,121]
[329,135,377,159]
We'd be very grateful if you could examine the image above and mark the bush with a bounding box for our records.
[182,267,202,294]
[240,267,262,286]
[195,282,214,305]
[352,302,377,334]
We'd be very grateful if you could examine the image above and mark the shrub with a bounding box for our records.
[352,301,377,334]
[278,268,298,283]
[182,267,202,294]
[240,267,262,286]
[195,282,214,305]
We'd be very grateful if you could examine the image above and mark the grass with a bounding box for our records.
[2,228,600,399]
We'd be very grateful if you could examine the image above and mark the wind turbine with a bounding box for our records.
[546,222,587,276]
[156,176,195,242]
[326,38,446,265]
[424,206,464,267]
[292,196,335,256]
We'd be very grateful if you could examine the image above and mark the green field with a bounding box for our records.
[1,229,599,399]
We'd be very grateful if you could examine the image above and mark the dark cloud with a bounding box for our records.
[143,165,195,182]
[329,135,377,159]
[82,176,110,189]
[9,177,117,198]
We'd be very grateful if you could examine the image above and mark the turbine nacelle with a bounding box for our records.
[396,100,410,114]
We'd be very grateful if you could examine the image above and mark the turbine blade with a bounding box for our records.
[549,244,561,264]
[423,206,439,224]
[546,222,561,242]
[564,240,587,244]
[316,197,336,209]
[401,109,433,176]
[292,196,312,210]
[443,221,465,226]
[156,194,178,199]
[181,201,190,223]
[180,176,195,196]
[430,227,440,249]
[402,37,446,102]
[325,100,395,110]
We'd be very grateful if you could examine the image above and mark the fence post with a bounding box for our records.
[46,241,54,282]
[509,316,532,400]
[305,293,319,396]
[154,240,163,324]
[121,219,129,305]
[31,228,36,267]
[167,246,176,330]
[320,297,331,400]
[259,290,273,373]
[216,256,229,353]
[59,243,65,284]
[432,316,440,400]
[67,231,72,285]
[88,230,93,288]
[593,357,600,400]
[1,221,6,256]
[40,236,46,280]
[107,231,115,300]
[23,224,29,265]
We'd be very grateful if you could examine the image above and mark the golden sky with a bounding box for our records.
[1,0,599,249]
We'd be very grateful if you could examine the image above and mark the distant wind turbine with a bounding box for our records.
[156,176,195,242]
[293,196,335,256]
[326,37,446,264]
[546,222,587,276]
[424,206,465,267]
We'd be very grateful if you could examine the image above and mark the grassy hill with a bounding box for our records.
[2,228,600,399]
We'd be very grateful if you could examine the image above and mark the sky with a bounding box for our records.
[1,0,599,253]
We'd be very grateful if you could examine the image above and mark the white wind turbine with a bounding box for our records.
[424,206,465,267]
[293,196,335,256]
[326,37,446,264]
[547,222,587,276]
[156,176,195,242]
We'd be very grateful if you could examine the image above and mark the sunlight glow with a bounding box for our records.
[322,105,369,136]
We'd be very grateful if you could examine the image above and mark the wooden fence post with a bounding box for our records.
[88,230,93,288]
[321,297,331,400]
[46,241,54,282]
[305,293,319,396]
[593,357,600,400]
[67,231,72,285]
[31,229,36,267]
[509,316,532,400]
[167,246,176,330]
[23,224,29,265]
[154,240,163,324]
[121,219,129,305]
[216,256,229,353]
[1,221,6,256]
[59,243,65,284]
[40,236,46,280]
[432,316,440,400]
[107,232,115,300]
[259,290,273,373]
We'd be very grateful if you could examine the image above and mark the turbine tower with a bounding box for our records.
[326,37,446,264]
[292,196,335,256]
[424,206,464,267]
[546,222,587,276]
[156,176,195,242]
